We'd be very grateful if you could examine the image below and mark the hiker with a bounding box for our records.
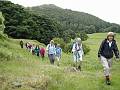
[20,40,24,48]
[25,42,28,49]
[55,44,62,66]
[46,40,56,64]
[98,32,120,85]
[28,43,32,52]
[35,45,40,56]
[31,44,35,55]
[40,47,45,59]
[72,38,84,71]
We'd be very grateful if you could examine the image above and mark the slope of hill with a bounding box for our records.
[28,4,120,34]
[0,32,120,90]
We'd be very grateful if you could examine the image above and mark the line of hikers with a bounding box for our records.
[46,40,62,66]
[20,32,120,85]
[20,41,46,59]
[20,40,62,65]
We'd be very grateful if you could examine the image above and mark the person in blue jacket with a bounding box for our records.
[55,44,62,66]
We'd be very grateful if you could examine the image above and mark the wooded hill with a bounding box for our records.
[28,4,120,34]
[0,1,120,44]
[0,1,62,44]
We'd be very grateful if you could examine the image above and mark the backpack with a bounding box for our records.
[56,48,61,54]
[75,43,81,51]
[48,44,55,49]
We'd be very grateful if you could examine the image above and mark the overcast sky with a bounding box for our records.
[8,0,120,24]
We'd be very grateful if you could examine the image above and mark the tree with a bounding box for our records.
[53,38,65,49]
[84,25,96,34]
[28,4,120,34]
[0,1,62,45]
[76,32,88,41]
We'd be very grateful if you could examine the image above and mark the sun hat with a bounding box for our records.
[107,32,115,36]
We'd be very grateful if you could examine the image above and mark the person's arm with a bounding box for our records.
[113,41,119,58]
[54,47,56,55]
[46,44,49,54]
[72,44,76,53]
[98,40,105,58]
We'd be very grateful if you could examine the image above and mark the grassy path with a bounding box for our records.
[0,33,120,90]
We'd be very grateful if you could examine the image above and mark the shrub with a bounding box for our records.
[76,32,88,41]
[82,43,90,55]
[53,37,90,54]
[64,43,72,53]
[64,42,90,54]
[53,38,65,49]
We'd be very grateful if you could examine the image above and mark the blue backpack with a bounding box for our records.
[56,48,62,54]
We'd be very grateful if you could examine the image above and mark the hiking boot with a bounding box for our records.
[106,76,111,85]
[106,80,111,85]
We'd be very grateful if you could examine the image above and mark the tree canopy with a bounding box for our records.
[0,1,120,45]
[28,4,120,33]
[0,1,62,44]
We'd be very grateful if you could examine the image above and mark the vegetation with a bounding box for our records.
[0,32,120,90]
[0,12,5,32]
[0,1,62,45]
[53,38,65,48]
[0,1,120,90]
[0,1,90,48]
[53,37,90,54]
[28,4,120,34]
[2,1,120,45]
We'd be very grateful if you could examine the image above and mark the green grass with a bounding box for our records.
[0,33,120,90]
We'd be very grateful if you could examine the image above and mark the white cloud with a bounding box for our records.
[8,0,120,24]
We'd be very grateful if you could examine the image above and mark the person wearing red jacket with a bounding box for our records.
[40,47,45,59]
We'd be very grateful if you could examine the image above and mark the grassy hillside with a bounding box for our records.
[0,33,120,90]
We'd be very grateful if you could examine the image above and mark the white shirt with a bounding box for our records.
[46,44,56,55]
[107,40,112,47]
